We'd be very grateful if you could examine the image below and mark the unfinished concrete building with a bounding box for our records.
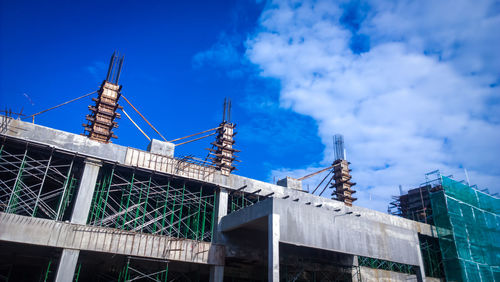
[1,54,497,282]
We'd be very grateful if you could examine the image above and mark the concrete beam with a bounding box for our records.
[0,212,224,265]
[219,199,272,232]
[1,117,127,163]
[220,199,423,267]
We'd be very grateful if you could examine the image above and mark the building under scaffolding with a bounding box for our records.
[388,172,500,281]
[0,54,497,282]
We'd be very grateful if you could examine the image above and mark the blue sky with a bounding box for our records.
[2,0,499,212]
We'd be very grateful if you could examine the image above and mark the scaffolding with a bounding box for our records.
[419,235,444,278]
[430,176,500,281]
[358,256,416,275]
[87,164,216,241]
[280,263,359,282]
[228,189,266,213]
[117,257,170,282]
[388,184,441,224]
[0,139,82,220]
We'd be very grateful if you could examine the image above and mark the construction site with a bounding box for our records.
[0,54,499,282]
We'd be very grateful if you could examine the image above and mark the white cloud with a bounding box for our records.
[248,0,500,211]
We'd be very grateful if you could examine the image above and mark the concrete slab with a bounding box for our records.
[0,212,224,265]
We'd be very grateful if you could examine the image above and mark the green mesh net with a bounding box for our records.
[430,176,500,281]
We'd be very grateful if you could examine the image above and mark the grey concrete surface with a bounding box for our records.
[220,198,424,268]
[277,176,303,191]
[213,188,228,243]
[1,117,128,163]
[70,158,101,224]
[147,138,175,157]
[209,188,229,282]
[268,214,280,282]
[0,212,224,265]
[55,249,80,282]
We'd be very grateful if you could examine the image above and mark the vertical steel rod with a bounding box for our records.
[140,176,152,232]
[195,186,203,241]
[160,180,170,235]
[33,150,54,216]
[56,157,74,220]
[168,187,177,236]
[211,190,217,242]
[177,182,186,238]
[100,167,115,225]
[122,172,135,229]
[7,146,28,213]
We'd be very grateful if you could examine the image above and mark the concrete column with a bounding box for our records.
[351,255,361,282]
[213,188,228,242]
[268,214,280,282]
[56,158,101,281]
[209,187,229,282]
[70,158,101,224]
[415,233,426,282]
[209,266,224,282]
[55,249,79,282]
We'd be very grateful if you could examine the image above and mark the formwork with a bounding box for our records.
[430,176,500,281]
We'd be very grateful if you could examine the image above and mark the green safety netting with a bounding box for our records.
[430,176,500,281]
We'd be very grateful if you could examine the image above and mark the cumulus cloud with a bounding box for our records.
[246,0,500,211]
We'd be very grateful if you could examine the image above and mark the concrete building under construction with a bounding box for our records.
[1,54,498,282]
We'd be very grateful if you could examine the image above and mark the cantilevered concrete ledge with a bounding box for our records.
[0,212,224,265]
[220,198,423,267]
